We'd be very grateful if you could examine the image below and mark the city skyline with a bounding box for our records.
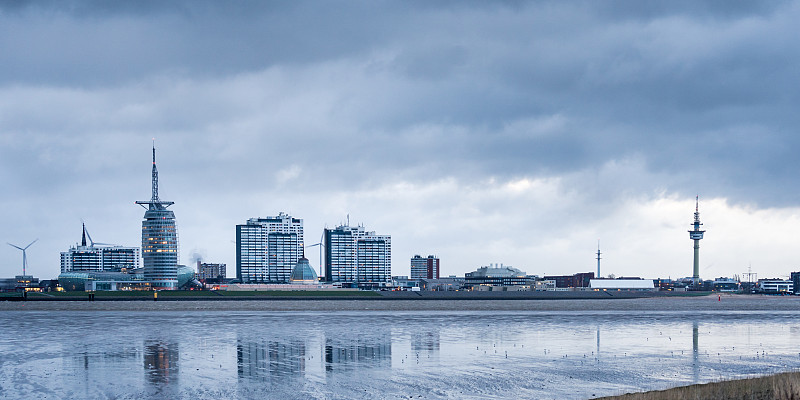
[3,1,800,280]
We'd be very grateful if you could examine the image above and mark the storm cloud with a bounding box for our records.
[2,0,799,280]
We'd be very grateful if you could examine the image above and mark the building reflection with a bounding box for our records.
[324,331,391,372]
[237,338,306,383]
[144,340,179,385]
[411,330,440,353]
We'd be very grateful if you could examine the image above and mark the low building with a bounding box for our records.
[589,279,656,291]
[544,272,595,289]
[757,279,793,294]
[419,277,464,291]
[58,265,195,291]
[712,277,740,292]
[465,264,531,289]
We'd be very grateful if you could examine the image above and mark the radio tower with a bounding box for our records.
[596,240,601,278]
[688,195,706,287]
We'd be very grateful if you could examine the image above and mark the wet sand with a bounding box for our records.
[1,293,798,312]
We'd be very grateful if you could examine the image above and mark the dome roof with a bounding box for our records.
[290,258,318,283]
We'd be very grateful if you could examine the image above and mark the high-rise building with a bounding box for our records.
[410,255,440,280]
[60,224,140,273]
[324,224,391,288]
[136,145,178,290]
[236,213,304,283]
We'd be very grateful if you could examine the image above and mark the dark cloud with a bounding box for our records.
[2,0,799,278]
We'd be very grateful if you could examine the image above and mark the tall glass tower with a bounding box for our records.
[136,144,178,289]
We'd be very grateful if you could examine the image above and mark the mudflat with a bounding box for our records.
[1,293,797,312]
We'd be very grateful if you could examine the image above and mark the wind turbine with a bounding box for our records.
[305,231,326,279]
[7,239,38,276]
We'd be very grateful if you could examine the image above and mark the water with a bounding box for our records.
[1,297,800,399]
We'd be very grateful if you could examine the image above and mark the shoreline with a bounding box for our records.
[597,371,800,400]
[2,292,799,312]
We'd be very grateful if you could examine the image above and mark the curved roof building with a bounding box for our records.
[290,257,318,284]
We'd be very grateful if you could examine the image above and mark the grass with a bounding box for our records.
[599,372,800,400]
[7,290,382,299]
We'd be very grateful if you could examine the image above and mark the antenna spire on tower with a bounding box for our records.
[136,141,173,210]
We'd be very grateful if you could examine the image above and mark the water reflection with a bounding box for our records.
[324,331,391,372]
[144,341,178,385]
[237,338,306,382]
[692,321,699,382]
[5,310,800,399]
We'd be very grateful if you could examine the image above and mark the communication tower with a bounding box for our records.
[688,195,705,287]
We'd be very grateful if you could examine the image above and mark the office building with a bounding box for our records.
[324,224,391,288]
[60,224,140,273]
[410,255,440,280]
[136,145,179,289]
[236,213,304,283]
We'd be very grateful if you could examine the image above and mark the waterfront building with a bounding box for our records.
[757,278,793,294]
[324,224,391,288]
[136,145,179,290]
[197,261,226,282]
[410,255,440,280]
[57,265,195,291]
[792,272,800,295]
[465,264,531,288]
[236,213,304,283]
[60,224,140,273]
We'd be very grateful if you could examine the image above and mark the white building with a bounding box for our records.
[324,224,391,288]
[60,225,140,273]
[758,279,793,294]
[236,213,304,283]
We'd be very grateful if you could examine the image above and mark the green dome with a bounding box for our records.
[290,258,318,283]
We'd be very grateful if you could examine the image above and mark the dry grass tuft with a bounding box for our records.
[597,372,800,400]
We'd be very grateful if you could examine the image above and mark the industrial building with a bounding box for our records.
[324,224,391,289]
[236,213,304,283]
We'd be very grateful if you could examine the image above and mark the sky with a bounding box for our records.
[2,0,800,281]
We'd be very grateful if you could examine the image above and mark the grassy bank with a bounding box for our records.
[599,372,800,400]
[3,290,381,300]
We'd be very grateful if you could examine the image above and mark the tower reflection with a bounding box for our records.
[143,340,179,385]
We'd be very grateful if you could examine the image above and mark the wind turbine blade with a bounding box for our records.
[24,238,39,250]
[7,243,23,251]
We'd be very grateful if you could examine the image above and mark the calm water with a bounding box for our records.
[2,299,800,399]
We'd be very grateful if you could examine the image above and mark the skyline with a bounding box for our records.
[3,1,800,280]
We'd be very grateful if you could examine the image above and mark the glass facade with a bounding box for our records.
[141,208,178,288]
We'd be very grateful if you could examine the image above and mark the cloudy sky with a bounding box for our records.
[2,0,799,281]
